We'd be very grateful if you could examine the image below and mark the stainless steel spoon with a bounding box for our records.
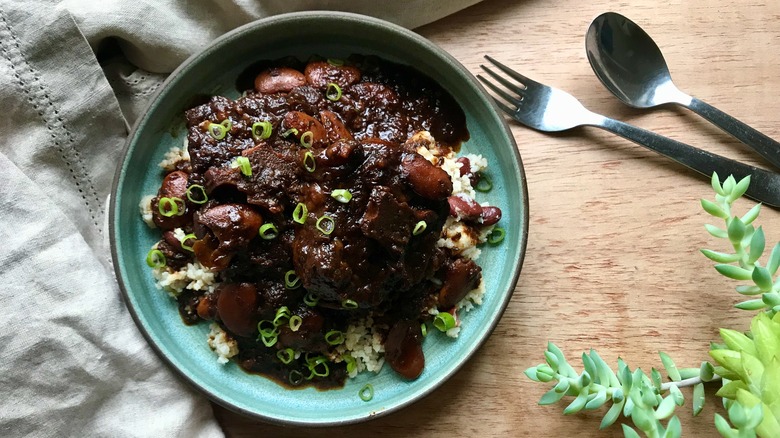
[586,12,780,170]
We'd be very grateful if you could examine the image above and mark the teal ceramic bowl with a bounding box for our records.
[110,11,528,426]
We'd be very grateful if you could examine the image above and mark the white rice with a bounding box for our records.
[207,323,239,364]
[158,143,190,171]
[139,195,156,228]
[334,316,387,378]
[152,261,217,298]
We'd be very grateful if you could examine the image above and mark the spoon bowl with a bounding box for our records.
[586,12,780,170]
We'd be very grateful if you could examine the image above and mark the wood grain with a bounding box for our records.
[216,0,780,436]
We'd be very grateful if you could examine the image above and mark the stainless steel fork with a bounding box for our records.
[478,55,780,207]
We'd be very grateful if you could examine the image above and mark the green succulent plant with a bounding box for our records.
[525,174,780,437]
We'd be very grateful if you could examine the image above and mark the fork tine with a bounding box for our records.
[479,65,525,95]
[476,74,522,108]
[480,87,516,117]
[483,55,539,87]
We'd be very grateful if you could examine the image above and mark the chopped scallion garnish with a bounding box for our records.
[475,173,493,192]
[258,223,278,240]
[487,227,506,245]
[306,356,329,378]
[231,156,252,177]
[180,233,197,252]
[303,151,316,172]
[303,292,319,307]
[256,319,279,347]
[292,202,308,224]
[206,120,231,140]
[277,348,294,365]
[342,354,357,373]
[158,196,184,217]
[289,315,302,332]
[325,330,345,346]
[251,121,273,140]
[341,299,358,309]
[185,185,208,204]
[282,128,299,138]
[146,249,166,268]
[330,189,352,203]
[434,312,456,332]
[315,214,335,235]
[289,370,304,385]
[421,323,428,337]
[300,131,314,148]
[284,270,301,289]
[326,83,342,101]
[413,220,427,236]
[273,306,291,326]
[359,384,374,402]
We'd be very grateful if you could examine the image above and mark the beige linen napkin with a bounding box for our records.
[0,0,481,436]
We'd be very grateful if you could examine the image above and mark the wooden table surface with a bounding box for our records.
[214,0,780,436]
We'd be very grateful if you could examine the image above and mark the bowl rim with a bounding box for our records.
[109,9,529,426]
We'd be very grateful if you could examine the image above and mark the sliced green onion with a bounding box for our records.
[289,370,304,385]
[231,156,252,177]
[325,330,345,346]
[341,299,358,309]
[306,356,329,378]
[342,354,357,373]
[421,323,428,337]
[327,58,344,66]
[434,312,456,332]
[277,348,295,365]
[292,203,308,224]
[315,214,335,235]
[180,233,197,252]
[251,121,273,140]
[303,151,316,172]
[487,227,506,245]
[257,320,277,336]
[475,173,493,192]
[413,220,427,236]
[185,185,208,204]
[303,292,319,307]
[258,223,278,240]
[359,384,374,402]
[289,315,302,332]
[273,306,291,326]
[257,323,279,347]
[281,128,299,138]
[207,120,231,140]
[300,131,314,148]
[158,196,184,217]
[326,83,342,101]
[146,249,166,268]
[330,189,352,203]
[284,270,301,289]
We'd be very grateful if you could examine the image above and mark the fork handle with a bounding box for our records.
[594,117,780,207]
[686,97,780,170]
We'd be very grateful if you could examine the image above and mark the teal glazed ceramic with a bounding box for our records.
[110,11,528,426]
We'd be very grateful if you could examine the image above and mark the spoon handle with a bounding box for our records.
[590,116,780,207]
[686,97,780,170]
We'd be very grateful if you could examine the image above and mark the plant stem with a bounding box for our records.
[660,374,721,392]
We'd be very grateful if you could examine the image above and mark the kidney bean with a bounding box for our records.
[304,61,361,89]
[447,194,482,222]
[282,111,327,147]
[455,156,471,177]
[384,319,424,379]
[197,203,263,245]
[152,171,191,230]
[254,67,306,94]
[437,258,482,309]
[480,206,502,226]
[401,153,453,200]
[196,293,219,320]
[216,283,259,337]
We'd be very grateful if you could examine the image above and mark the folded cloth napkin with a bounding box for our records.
[0,1,480,436]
